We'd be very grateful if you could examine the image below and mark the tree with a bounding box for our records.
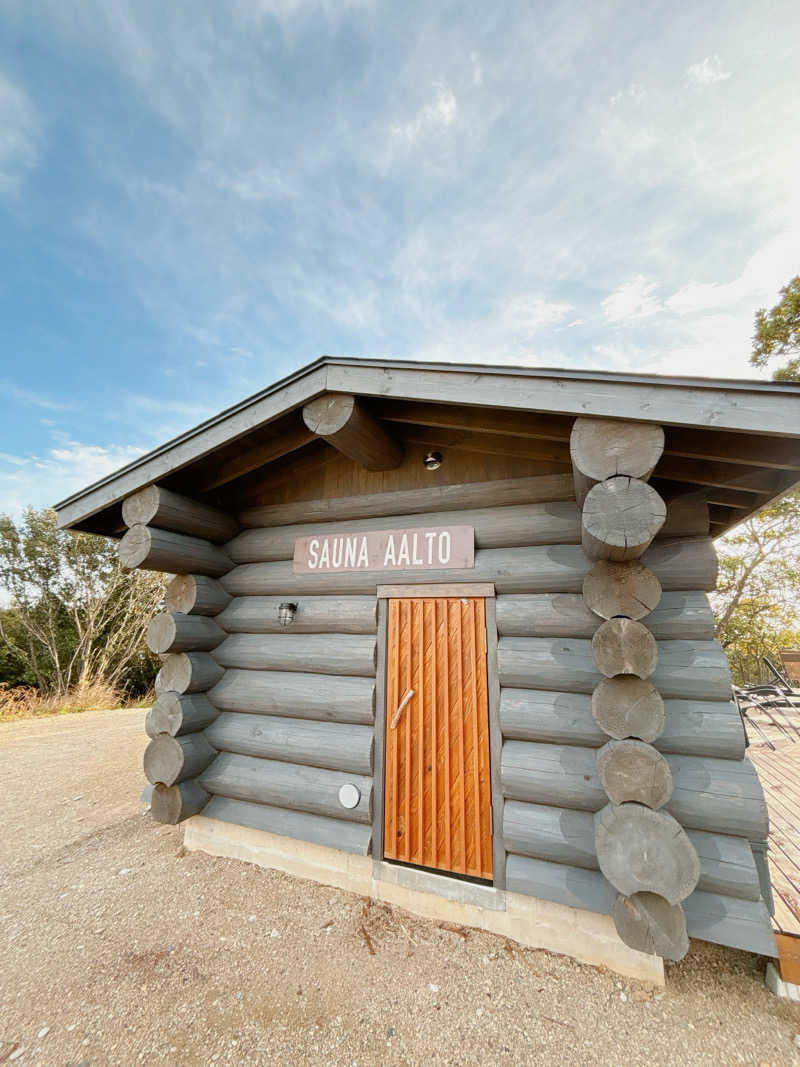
[751,275,800,381]
[0,508,165,697]
[712,491,800,684]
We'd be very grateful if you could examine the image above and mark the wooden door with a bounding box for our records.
[383,597,493,880]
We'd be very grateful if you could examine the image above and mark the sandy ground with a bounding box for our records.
[2,710,800,1066]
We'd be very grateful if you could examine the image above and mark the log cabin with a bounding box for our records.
[54,357,800,983]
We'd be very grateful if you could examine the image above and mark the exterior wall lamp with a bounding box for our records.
[278,602,297,626]
[424,450,443,471]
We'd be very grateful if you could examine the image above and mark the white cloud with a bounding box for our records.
[687,55,732,87]
[470,51,484,87]
[0,72,43,196]
[391,83,457,144]
[602,276,662,322]
[0,381,73,412]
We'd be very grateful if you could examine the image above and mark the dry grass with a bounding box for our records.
[0,680,152,723]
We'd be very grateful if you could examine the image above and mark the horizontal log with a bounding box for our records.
[145,692,218,737]
[221,537,718,598]
[143,732,217,786]
[498,637,730,702]
[157,652,225,694]
[146,613,225,655]
[150,780,209,824]
[217,596,378,635]
[592,677,665,743]
[582,560,662,622]
[505,854,776,957]
[502,800,761,901]
[209,668,375,725]
[501,741,768,837]
[582,477,667,561]
[495,590,715,640]
[201,796,372,855]
[122,485,239,542]
[238,473,576,528]
[570,417,664,506]
[200,751,373,824]
[212,634,377,677]
[119,525,232,577]
[594,802,700,904]
[499,688,745,760]
[166,574,231,616]
[227,501,583,562]
[303,393,403,470]
[613,893,688,961]
[596,740,672,808]
[659,493,709,538]
[205,712,374,775]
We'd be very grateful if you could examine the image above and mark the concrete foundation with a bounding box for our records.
[183,814,664,985]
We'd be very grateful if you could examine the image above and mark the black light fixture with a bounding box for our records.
[424,450,443,471]
[278,602,297,626]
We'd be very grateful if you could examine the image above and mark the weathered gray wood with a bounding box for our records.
[119,525,232,577]
[143,732,217,786]
[592,677,665,743]
[582,560,662,622]
[145,692,218,737]
[222,537,718,598]
[613,893,689,961]
[498,637,730,702]
[200,751,373,824]
[202,795,372,855]
[500,688,745,760]
[591,618,658,679]
[582,477,667,561]
[209,668,375,725]
[150,780,209,824]
[596,740,672,808]
[501,741,769,837]
[303,393,403,470]
[206,712,374,775]
[594,802,700,904]
[212,634,377,677]
[218,596,377,635]
[239,473,576,528]
[158,651,225,694]
[495,590,714,640]
[146,612,225,655]
[502,800,761,901]
[166,574,231,616]
[122,484,239,542]
[504,853,776,956]
[570,417,664,506]
[227,502,583,562]
[659,492,710,538]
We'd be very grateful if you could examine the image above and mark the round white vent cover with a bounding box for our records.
[338,783,361,809]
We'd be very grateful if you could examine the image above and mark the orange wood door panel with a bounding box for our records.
[383,597,493,880]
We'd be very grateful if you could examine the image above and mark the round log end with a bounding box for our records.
[582,478,667,561]
[148,691,182,735]
[146,612,179,655]
[303,393,356,436]
[150,781,209,824]
[118,524,152,570]
[583,560,662,621]
[613,893,689,961]
[591,676,665,742]
[595,802,701,904]
[143,735,184,785]
[121,485,160,529]
[591,618,658,679]
[570,418,665,483]
[166,574,197,614]
[596,740,673,808]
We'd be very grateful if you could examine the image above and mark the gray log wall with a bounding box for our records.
[122,470,774,958]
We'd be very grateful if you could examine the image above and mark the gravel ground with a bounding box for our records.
[2,709,800,1066]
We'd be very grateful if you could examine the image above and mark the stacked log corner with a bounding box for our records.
[119,486,239,824]
[572,416,698,961]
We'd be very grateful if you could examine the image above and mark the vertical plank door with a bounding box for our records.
[383,597,493,880]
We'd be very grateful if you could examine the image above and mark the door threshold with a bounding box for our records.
[373,859,506,911]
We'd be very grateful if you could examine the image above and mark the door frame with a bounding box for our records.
[373,582,505,889]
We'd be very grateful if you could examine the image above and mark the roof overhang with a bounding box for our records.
[54,356,800,537]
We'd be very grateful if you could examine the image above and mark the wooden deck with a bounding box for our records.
[749,735,800,937]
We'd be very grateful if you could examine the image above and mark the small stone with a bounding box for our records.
[632,990,651,1003]
[67,1024,77,1032]
[429,983,439,992]
[9,1050,25,1063]
[118,868,132,876]
[37,1026,49,1038]
[386,1027,395,1037]
[270,928,280,938]
[248,915,256,923]
[620,992,628,1002]
[794,1035,800,1049]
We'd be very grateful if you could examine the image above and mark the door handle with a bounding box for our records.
[390,688,415,730]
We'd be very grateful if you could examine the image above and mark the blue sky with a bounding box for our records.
[1,0,799,516]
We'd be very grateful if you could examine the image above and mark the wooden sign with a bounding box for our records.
[293,525,474,574]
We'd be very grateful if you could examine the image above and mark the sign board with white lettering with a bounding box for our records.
[292,525,475,574]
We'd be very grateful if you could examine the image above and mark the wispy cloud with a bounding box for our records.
[602,277,662,323]
[390,83,458,145]
[0,71,43,196]
[0,381,74,412]
[687,55,732,87]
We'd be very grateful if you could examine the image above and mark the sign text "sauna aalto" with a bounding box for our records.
[292,525,475,574]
